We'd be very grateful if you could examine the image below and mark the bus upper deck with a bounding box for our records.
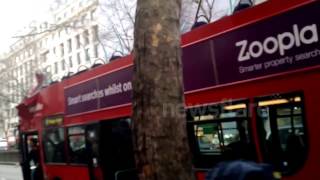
[17,0,319,180]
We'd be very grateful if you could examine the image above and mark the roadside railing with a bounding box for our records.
[0,150,20,164]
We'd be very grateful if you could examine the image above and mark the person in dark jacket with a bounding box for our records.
[28,138,43,180]
[205,161,281,180]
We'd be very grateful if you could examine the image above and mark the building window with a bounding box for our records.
[25,62,29,72]
[22,64,26,75]
[67,39,72,53]
[77,53,81,65]
[54,62,58,74]
[83,30,89,45]
[76,35,80,49]
[53,47,56,55]
[60,43,64,57]
[81,15,87,25]
[69,56,73,68]
[24,63,28,74]
[85,48,90,62]
[92,25,98,42]
[90,9,96,20]
[42,51,49,63]
[20,78,24,90]
[94,45,98,58]
[59,29,63,37]
[65,27,70,34]
[22,65,25,75]
[61,59,66,71]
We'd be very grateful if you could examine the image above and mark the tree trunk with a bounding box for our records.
[132,0,194,180]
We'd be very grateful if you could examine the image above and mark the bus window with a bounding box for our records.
[67,126,87,164]
[194,123,221,155]
[256,92,307,174]
[43,128,66,163]
[100,118,137,180]
[187,100,255,168]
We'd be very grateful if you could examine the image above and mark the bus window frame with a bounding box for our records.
[42,126,67,165]
[66,125,88,166]
[254,91,309,175]
[186,99,257,168]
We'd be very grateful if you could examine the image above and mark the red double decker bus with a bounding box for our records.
[17,0,319,179]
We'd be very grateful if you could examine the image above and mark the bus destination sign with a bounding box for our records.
[44,116,63,127]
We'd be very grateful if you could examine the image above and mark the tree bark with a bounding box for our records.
[132,0,194,180]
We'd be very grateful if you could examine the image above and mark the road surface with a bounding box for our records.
[0,164,23,180]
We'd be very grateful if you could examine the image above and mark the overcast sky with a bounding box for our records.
[0,0,52,53]
[0,0,241,54]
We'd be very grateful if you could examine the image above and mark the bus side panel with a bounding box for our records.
[290,73,320,180]
[186,70,320,180]
[44,165,90,180]
[195,171,206,180]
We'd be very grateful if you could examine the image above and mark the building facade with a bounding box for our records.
[0,0,133,140]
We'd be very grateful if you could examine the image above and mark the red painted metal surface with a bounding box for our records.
[43,165,90,180]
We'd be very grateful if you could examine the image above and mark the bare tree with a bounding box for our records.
[98,0,205,54]
[0,32,42,138]
[180,0,198,32]
[12,0,200,59]
[198,0,216,22]
[0,68,26,138]
[132,0,194,179]
[98,0,137,56]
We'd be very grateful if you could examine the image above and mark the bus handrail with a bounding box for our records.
[114,168,136,180]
